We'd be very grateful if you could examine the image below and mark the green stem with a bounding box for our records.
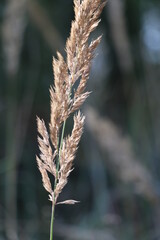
[49,200,55,240]
[55,120,66,185]
[49,120,67,240]
[58,121,66,163]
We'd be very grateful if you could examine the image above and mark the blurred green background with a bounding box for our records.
[1,0,160,239]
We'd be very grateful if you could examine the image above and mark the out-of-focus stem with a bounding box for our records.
[5,78,18,240]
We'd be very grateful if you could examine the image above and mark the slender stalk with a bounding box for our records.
[59,121,66,160]
[49,200,55,240]
[49,120,66,239]
[55,120,66,185]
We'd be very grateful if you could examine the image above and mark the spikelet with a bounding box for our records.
[36,0,106,205]
[54,112,85,202]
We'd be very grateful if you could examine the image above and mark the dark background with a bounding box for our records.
[1,0,160,239]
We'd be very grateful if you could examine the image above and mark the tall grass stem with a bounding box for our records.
[50,201,55,240]
[50,120,66,239]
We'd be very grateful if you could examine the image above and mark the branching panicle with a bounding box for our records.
[36,0,106,236]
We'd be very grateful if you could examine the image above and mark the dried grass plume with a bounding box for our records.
[36,0,106,205]
[85,106,156,201]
